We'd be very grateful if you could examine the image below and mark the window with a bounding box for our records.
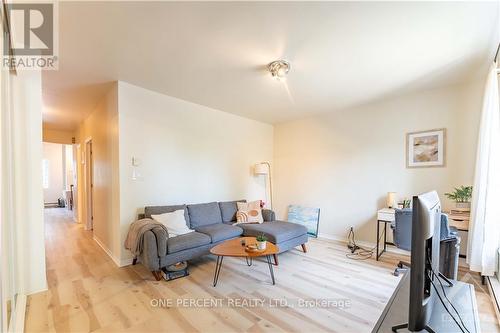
[42,159,49,189]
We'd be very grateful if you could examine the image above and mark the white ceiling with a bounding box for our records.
[42,1,499,131]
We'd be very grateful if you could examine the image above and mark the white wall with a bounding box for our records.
[118,81,273,263]
[64,144,74,190]
[76,84,120,262]
[42,142,64,203]
[42,127,75,144]
[274,81,484,243]
[77,79,482,263]
[5,70,47,295]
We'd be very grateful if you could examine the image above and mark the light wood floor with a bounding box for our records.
[25,208,500,332]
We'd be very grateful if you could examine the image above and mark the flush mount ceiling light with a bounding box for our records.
[267,60,290,80]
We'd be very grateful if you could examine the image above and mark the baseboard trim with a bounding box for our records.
[318,233,410,256]
[318,233,377,250]
[92,235,121,267]
[317,233,344,242]
[92,235,134,268]
[120,257,134,267]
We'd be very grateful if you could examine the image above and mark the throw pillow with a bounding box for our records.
[235,200,263,224]
[151,210,192,236]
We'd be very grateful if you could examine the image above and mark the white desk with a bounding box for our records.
[376,208,395,260]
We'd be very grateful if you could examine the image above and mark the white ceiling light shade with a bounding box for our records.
[267,60,290,80]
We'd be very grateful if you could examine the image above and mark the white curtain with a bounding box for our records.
[467,63,500,276]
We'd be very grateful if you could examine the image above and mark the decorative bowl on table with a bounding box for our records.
[245,244,265,253]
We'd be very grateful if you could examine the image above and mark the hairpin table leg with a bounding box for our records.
[266,255,276,285]
[213,256,224,287]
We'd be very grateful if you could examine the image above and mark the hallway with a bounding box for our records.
[25,208,154,332]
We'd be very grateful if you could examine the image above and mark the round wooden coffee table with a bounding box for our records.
[210,236,279,286]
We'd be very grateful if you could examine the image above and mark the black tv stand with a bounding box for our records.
[391,323,436,333]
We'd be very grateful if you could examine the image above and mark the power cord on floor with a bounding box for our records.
[426,249,470,333]
[346,227,385,260]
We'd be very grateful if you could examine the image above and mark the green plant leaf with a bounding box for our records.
[445,185,473,203]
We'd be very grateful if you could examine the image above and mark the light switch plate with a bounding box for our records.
[132,157,141,166]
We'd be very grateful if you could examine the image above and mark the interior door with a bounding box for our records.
[85,140,94,230]
[71,144,79,221]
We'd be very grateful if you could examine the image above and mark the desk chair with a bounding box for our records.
[391,209,460,279]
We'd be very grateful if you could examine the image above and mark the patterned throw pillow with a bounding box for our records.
[235,200,264,224]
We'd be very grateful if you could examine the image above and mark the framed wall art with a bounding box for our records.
[406,128,446,168]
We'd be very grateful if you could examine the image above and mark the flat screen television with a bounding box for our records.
[392,191,441,333]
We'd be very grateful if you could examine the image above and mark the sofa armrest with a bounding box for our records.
[262,209,276,222]
[137,226,168,271]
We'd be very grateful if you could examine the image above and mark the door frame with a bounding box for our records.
[72,143,79,222]
[84,138,94,231]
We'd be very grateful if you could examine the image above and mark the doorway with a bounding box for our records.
[85,139,94,230]
[42,142,77,214]
[42,143,65,207]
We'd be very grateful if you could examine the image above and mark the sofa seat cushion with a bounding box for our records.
[167,232,211,254]
[239,221,308,244]
[187,202,223,228]
[195,224,243,243]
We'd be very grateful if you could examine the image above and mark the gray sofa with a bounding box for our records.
[136,200,309,280]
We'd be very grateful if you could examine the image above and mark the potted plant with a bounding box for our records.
[256,234,267,250]
[396,199,411,209]
[445,186,473,210]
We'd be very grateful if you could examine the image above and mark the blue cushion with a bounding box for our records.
[394,209,413,251]
[187,202,222,228]
[167,232,211,254]
[218,200,246,223]
[196,224,243,243]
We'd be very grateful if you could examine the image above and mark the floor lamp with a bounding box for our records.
[254,162,273,209]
